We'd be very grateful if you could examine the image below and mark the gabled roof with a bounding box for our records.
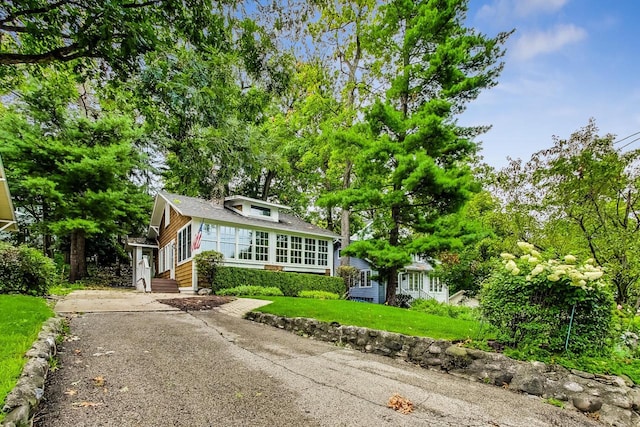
[0,156,18,232]
[150,191,339,239]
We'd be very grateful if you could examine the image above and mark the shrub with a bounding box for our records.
[337,265,359,294]
[211,266,344,296]
[298,290,339,300]
[218,286,283,297]
[0,243,56,296]
[480,242,614,356]
[194,250,224,289]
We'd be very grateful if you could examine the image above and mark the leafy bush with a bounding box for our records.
[410,298,478,322]
[211,267,344,296]
[217,286,283,297]
[194,250,224,289]
[298,290,339,300]
[481,242,614,356]
[0,243,56,296]
[336,265,359,293]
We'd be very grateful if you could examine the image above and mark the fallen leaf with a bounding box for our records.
[64,389,77,396]
[387,393,413,414]
[72,401,102,408]
[92,376,105,387]
[74,349,82,355]
[119,386,129,393]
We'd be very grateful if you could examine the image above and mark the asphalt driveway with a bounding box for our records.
[34,291,601,426]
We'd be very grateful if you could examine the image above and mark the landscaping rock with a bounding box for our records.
[2,317,64,427]
[247,312,640,427]
[197,288,212,295]
[563,382,584,393]
[572,395,603,413]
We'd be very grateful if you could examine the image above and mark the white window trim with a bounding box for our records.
[164,204,171,228]
[176,222,193,266]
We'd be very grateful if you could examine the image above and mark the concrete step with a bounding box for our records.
[151,278,179,293]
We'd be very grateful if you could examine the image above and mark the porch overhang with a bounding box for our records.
[0,157,18,232]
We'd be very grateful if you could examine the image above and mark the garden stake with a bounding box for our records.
[564,303,576,352]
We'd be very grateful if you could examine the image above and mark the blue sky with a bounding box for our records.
[461,0,640,169]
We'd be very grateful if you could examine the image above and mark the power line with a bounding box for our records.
[613,131,640,145]
[617,136,640,151]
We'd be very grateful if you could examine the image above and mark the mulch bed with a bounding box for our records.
[157,296,235,311]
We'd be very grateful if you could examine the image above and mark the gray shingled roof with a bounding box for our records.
[156,191,339,239]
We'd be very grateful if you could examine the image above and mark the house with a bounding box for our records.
[0,156,18,232]
[339,254,449,304]
[128,191,339,293]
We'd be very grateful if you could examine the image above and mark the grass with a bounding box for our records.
[0,295,54,419]
[253,296,496,341]
[48,282,121,296]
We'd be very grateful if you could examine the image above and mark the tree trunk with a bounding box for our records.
[340,160,353,266]
[42,201,53,258]
[386,266,398,306]
[260,169,276,200]
[69,229,87,283]
[386,203,401,305]
[340,207,350,266]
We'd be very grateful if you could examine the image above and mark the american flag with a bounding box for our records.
[192,222,203,251]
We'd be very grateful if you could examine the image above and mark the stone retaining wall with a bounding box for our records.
[1,317,64,427]
[246,312,640,426]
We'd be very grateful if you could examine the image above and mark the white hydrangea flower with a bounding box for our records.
[584,271,603,281]
[531,264,545,276]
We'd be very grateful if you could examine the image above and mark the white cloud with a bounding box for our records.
[515,0,569,16]
[477,0,570,21]
[512,24,587,60]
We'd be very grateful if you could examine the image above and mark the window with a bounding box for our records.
[407,272,422,291]
[250,205,271,217]
[291,236,302,264]
[255,231,269,261]
[429,276,443,293]
[177,224,192,263]
[276,234,288,263]
[159,243,174,273]
[358,270,372,288]
[238,228,252,260]
[304,238,316,265]
[200,223,218,252]
[318,240,328,266]
[220,226,236,259]
[158,246,165,273]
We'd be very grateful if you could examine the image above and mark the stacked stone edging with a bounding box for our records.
[1,317,64,427]
[246,312,640,426]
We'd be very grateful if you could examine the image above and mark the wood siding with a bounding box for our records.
[157,205,192,287]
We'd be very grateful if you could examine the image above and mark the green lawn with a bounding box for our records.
[0,295,54,417]
[253,297,496,341]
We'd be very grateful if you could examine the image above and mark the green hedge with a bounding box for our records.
[218,286,283,297]
[211,267,344,297]
[0,243,56,296]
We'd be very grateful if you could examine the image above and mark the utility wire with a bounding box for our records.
[617,136,640,151]
[613,131,640,145]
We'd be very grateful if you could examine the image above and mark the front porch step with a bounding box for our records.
[151,278,180,293]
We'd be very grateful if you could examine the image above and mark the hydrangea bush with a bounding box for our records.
[481,242,614,356]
